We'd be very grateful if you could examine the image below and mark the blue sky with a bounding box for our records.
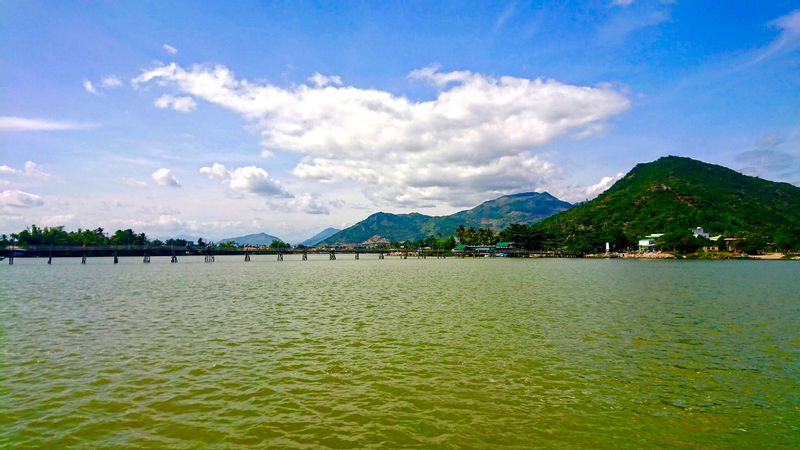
[2,1,799,242]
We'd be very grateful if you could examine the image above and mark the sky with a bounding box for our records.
[2,1,799,243]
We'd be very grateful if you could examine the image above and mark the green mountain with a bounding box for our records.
[531,156,800,251]
[298,227,340,246]
[321,192,572,244]
[220,232,284,246]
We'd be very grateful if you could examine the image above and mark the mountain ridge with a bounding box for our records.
[298,227,340,246]
[220,232,284,246]
[321,191,572,244]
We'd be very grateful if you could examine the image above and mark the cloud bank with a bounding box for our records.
[134,62,629,207]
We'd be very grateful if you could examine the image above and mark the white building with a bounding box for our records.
[638,233,665,252]
[691,227,710,239]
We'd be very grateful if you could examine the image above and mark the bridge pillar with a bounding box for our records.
[355,252,359,260]
[378,252,384,260]
[48,246,53,265]
[329,250,336,260]
[277,252,283,261]
[245,252,250,262]
[81,253,87,264]
[113,250,118,264]
[302,251,308,261]
[170,246,178,263]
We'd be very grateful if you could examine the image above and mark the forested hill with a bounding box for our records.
[531,156,800,250]
[321,192,572,244]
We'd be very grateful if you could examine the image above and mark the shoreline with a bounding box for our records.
[586,251,800,260]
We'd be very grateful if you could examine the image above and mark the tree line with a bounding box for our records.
[5,221,796,255]
[2,225,199,248]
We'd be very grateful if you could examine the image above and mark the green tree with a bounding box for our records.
[269,240,290,249]
[657,230,708,254]
[733,234,767,255]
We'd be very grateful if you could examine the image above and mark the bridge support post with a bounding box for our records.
[277,252,283,261]
[302,250,308,261]
[170,246,178,263]
[81,253,87,264]
[48,245,53,265]
[113,250,118,264]
[355,252,359,260]
[143,250,150,263]
[245,252,250,262]
[329,250,336,260]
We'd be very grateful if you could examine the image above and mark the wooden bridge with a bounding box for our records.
[3,244,582,265]
[2,244,440,265]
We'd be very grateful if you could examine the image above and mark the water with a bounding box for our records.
[1,256,798,448]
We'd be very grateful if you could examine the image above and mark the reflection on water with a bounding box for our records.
[2,256,799,447]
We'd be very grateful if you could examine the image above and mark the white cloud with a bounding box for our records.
[584,172,624,199]
[229,166,289,196]
[0,116,97,132]
[83,79,99,95]
[612,0,635,6]
[597,9,670,45]
[0,161,50,178]
[101,75,122,88]
[494,1,518,31]
[153,94,197,112]
[121,176,148,188]
[307,73,343,88]
[754,9,800,64]
[408,64,473,86]
[151,168,180,187]
[0,190,44,208]
[200,163,291,197]
[135,62,629,207]
[198,163,229,181]
[163,43,178,55]
[268,192,343,215]
[23,161,49,178]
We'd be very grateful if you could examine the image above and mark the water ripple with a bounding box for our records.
[1,257,799,447]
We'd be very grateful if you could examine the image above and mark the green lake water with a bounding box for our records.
[1,256,799,448]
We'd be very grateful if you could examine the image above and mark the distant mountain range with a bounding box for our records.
[298,227,340,246]
[220,232,284,246]
[530,155,800,250]
[321,192,572,244]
